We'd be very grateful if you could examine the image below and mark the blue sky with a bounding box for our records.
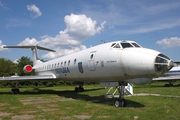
[0,0,180,62]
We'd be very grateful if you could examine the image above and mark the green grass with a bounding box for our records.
[0,82,180,120]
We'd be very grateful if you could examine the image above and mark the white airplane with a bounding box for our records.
[0,40,174,107]
[153,62,180,86]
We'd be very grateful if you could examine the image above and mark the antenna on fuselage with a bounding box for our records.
[101,40,106,43]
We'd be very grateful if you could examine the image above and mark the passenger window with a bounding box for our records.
[74,59,77,64]
[64,61,66,66]
[68,60,70,65]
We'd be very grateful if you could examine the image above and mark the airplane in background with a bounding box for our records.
[153,62,180,86]
[0,40,174,107]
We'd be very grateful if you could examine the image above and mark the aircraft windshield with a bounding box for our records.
[111,41,142,49]
[121,43,133,48]
[131,43,141,47]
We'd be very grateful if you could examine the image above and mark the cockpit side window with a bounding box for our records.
[131,43,141,47]
[121,43,133,48]
[158,54,170,60]
[111,43,116,47]
[113,43,121,48]
[154,53,171,73]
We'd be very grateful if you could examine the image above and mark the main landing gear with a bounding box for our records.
[11,82,20,94]
[11,88,20,94]
[114,82,127,107]
[164,81,175,87]
[74,83,84,92]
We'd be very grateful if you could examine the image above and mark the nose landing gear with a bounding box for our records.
[114,82,127,107]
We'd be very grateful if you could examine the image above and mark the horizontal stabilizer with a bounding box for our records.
[3,45,56,52]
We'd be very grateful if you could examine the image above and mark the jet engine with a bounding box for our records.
[23,65,33,73]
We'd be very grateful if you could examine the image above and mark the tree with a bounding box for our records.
[0,58,17,76]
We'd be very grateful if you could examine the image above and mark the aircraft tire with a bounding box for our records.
[79,87,84,92]
[114,99,126,107]
[114,99,120,107]
[11,88,20,94]
[74,87,79,92]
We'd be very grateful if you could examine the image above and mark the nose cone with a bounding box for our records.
[154,53,174,76]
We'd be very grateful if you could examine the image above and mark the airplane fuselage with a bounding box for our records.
[34,41,173,84]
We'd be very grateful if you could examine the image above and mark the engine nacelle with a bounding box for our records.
[23,65,33,73]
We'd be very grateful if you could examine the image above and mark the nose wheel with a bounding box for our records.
[114,98,126,107]
[114,82,127,107]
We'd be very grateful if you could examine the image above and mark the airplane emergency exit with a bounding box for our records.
[0,40,174,107]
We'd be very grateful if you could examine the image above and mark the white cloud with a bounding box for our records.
[145,2,180,15]
[18,13,106,59]
[42,45,87,59]
[0,40,7,51]
[27,4,42,18]
[119,20,180,35]
[156,37,180,48]
[0,1,9,9]
[0,1,3,7]
[18,38,39,46]
[6,18,31,28]
[82,1,180,34]
[64,14,106,39]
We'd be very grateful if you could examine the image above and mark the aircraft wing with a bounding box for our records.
[0,74,56,81]
[153,75,180,81]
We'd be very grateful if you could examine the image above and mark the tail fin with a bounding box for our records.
[3,45,55,65]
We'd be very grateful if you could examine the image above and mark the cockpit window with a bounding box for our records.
[154,53,171,73]
[158,54,170,60]
[113,43,121,48]
[131,43,141,47]
[111,43,116,47]
[111,41,142,49]
[155,57,168,63]
[121,43,133,48]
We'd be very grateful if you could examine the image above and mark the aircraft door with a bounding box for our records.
[88,51,96,71]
